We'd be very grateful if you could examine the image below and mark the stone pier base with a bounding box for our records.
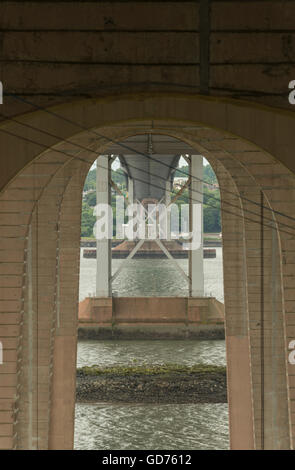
[78,296,225,339]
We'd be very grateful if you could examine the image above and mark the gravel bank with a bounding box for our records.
[76,364,227,404]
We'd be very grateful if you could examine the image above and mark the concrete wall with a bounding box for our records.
[0,97,295,449]
[0,0,295,451]
[1,1,295,118]
[78,296,225,326]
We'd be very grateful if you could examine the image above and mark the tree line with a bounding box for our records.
[81,164,221,238]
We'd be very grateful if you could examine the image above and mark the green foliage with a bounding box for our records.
[203,185,221,233]
[174,165,189,178]
[203,164,216,184]
[83,168,96,192]
[84,191,96,206]
[81,163,222,237]
[174,163,215,184]
[81,201,96,238]
[112,168,127,188]
[81,167,128,238]
[171,187,221,234]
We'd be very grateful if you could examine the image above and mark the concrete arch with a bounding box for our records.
[1,92,295,191]
[0,93,295,449]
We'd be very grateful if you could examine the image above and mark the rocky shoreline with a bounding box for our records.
[76,364,227,404]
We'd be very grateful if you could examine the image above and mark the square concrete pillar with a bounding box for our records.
[96,155,112,297]
[189,155,204,297]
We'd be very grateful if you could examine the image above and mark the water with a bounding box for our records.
[79,247,224,301]
[77,339,226,368]
[75,403,229,450]
[75,247,228,450]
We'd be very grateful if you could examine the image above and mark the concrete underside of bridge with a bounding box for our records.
[0,95,295,450]
[0,0,295,451]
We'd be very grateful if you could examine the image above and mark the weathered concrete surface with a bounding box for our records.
[78,295,225,340]
[0,0,295,451]
[1,110,295,450]
[1,1,295,116]
[78,296,225,328]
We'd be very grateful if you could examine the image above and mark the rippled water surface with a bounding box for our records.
[75,403,229,450]
[79,247,224,301]
[77,339,226,368]
[75,247,228,450]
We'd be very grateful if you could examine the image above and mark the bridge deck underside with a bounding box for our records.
[109,135,194,201]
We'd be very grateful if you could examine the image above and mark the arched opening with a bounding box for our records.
[0,93,294,450]
[76,134,226,450]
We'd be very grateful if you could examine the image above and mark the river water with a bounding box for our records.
[79,247,224,301]
[75,247,229,450]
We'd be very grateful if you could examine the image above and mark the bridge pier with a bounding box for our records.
[96,156,112,298]
[128,177,134,206]
[189,155,204,297]
[0,155,87,450]
[165,180,171,240]
[211,151,292,449]
[215,160,255,450]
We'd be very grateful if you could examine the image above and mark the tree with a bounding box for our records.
[203,186,221,233]
[84,191,96,206]
[203,164,216,184]
[112,168,127,188]
[83,168,96,191]
[81,166,128,238]
[81,162,221,238]
[174,165,189,178]
[81,201,96,238]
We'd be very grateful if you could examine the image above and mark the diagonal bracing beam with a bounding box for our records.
[111,239,145,283]
[155,239,190,284]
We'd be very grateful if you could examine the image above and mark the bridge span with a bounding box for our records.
[0,0,295,451]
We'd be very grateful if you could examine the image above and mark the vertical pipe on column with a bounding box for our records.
[27,224,34,449]
[27,220,39,449]
[260,191,265,449]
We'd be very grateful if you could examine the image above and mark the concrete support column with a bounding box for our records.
[212,159,254,450]
[0,195,30,449]
[96,156,111,297]
[128,177,134,206]
[212,152,293,449]
[49,163,85,449]
[165,180,171,240]
[0,151,90,451]
[13,161,70,450]
[189,155,204,297]
[214,153,293,449]
[242,192,289,449]
[279,226,295,450]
